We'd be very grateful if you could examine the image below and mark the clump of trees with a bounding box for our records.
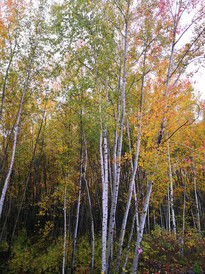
[0,0,205,273]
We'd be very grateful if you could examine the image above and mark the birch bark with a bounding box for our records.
[115,70,144,273]
[0,49,35,219]
[167,137,177,236]
[180,168,187,257]
[71,121,83,273]
[106,4,129,270]
[10,103,47,246]
[192,159,201,232]
[62,176,67,274]
[132,180,153,273]
[122,213,135,274]
[100,127,106,273]
[167,181,171,233]
[83,136,95,273]
[0,43,17,122]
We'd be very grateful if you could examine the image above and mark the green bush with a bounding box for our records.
[7,229,62,273]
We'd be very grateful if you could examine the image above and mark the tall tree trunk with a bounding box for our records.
[115,70,144,273]
[115,120,141,272]
[0,50,35,219]
[62,175,67,274]
[10,103,46,247]
[182,168,186,234]
[180,168,187,257]
[71,120,84,273]
[167,181,171,233]
[107,6,129,270]
[107,139,113,200]
[132,180,153,273]
[100,127,106,273]
[0,186,12,241]
[190,206,196,229]
[122,213,136,274]
[83,136,95,274]
[159,205,163,228]
[167,134,176,236]
[156,5,178,145]
[101,129,109,273]
[0,121,16,189]
[122,174,144,273]
[192,159,201,232]
[151,194,156,228]
[0,43,17,122]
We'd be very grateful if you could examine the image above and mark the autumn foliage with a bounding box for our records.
[0,0,205,273]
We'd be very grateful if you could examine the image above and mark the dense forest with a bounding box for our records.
[0,0,205,273]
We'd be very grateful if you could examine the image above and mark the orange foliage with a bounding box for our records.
[0,0,25,47]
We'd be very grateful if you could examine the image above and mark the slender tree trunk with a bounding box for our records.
[100,127,106,273]
[0,121,16,188]
[101,129,109,273]
[151,194,156,228]
[127,119,133,170]
[83,136,95,274]
[192,160,201,232]
[107,139,113,200]
[115,130,141,272]
[147,199,150,234]
[122,213,136,274]
[71,122,83,273]
[0,51,35,219]
[115,70,144,273]
[106,8,129,271]
[0,186,12,241]
[182,168,186,234]
[132,180,153,273]
[62,176,67,274]
[122,173,143,273]
[167,135,176,236]
[156,8,178,145]
[0,43,17,122]
[180,168,187,257]
[167,181,171,233]
[10,104,46,247]
[160,205,163,228]
[190,206,196,229]
[91,164,101,214]
[85,17,107,273]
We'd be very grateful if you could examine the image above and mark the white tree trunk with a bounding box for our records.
[84,136,95,273]
[167,181,171,233]
[102,130,109,273]
[107,6,129,270]
[62,177,67,274]
[182,168,187,234]
[115,69,144,272]
[71,132,83,273]
[0,53,35,219]
[132,180,153,273]
[115,132,141,272]
[0,43,17,122]
[167,137,177,236]
[192,160,201,232]
[10,104,47,246]
[122,213,135,274]
[180,168,187,257]
[100,127,107,273]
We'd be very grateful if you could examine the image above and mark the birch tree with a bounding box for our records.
[0,46,36,219]
[106,2,130,271]
[71,115,84,273]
